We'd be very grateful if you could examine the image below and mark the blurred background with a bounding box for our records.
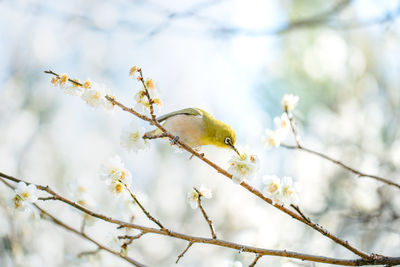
[1,0,400,266]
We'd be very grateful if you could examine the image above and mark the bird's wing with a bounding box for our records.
[156,108,203,123]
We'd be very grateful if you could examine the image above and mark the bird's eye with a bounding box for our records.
[224,137,231,145]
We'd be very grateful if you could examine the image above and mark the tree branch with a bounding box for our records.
[281,144,400,189]
[249,254,262,267]
[120,180,164,229]
[176,241,194,263]
[194,188,217,239]
[1,173,399,266]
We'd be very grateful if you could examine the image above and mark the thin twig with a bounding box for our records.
[176,241,194,264]
[1,174,399,266]
[281,144,400,190]
[282,109,400,190]
[249,254,262,267]
[137,68,157,121]
[286,111,302,148]
[44,70,83,87]
[38,196,57,201]
[194,188,217,239]
[120,180,164,229]
[291,204,311,223]
[119,232,146,247]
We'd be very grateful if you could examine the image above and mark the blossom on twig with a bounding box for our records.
[228,151,259,184]
[81,84,114,110]
[263,113,291,149]
[187,185,212,209]
[11,182,38,211]
[281,94,299,112]
[120,121,150,153]
[262,175,300,205]
[100,156,132,196]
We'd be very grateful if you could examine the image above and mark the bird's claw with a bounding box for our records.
[170,136,179,145]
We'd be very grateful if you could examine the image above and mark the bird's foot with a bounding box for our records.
[170,135,179,145]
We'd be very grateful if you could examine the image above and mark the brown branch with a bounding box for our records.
[0,177,146,267]
[176,241,194,264]
[44,70,83,87]
[120,180,164,229]
[1,173,399,266]
[291,204,311,223]
[38,196,57,201]
[281,144,400,190]
[194,188,217,239]
[119,232,146,247]
[137,68,157,121]
[249,254,262,267]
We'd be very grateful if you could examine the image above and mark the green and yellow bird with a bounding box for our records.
[145,108,239,155]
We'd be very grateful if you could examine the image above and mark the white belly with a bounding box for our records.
[163,115,204,147]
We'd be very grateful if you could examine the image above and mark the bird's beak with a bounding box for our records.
[229,143,240,156]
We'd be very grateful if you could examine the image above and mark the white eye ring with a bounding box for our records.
[224,137,231,145]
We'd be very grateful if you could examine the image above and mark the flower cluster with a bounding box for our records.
[50,73,114,111]
[263,94,299,149]
[129,66,162,113]
[11,182,39,211]
[227,152,259,184]
[120,121,150,153]
[187,185,212,209]
[100,155,132,196]
[262,175,300,205]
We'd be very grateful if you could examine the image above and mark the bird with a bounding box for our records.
[144,108,240,155]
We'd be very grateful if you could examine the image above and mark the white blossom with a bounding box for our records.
[262,129,286,149]
[280,176,300,205]
[281,94,299,112]
[274,113,290,135]
[262,175,281,203]
[81,83,114,110]
[187,189,199,209]
[134,89,162,113]
[120,121,150,153]
[228,152,259,184]
[12,182,38,211]
[262,175,300,205]
[199,184,212,199]
[63,84,83,96]
[100,155,132,186]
